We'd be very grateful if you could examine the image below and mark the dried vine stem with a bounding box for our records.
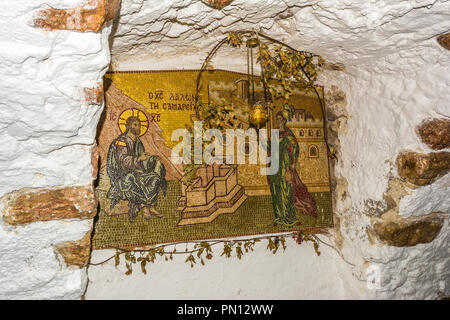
[88,32,335,276]
[89,232,321,275]
[186,30,334,185]
[313,235,356,267]
[194,30,323,119]
[193,30,336,163]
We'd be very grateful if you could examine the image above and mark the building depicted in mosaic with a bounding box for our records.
[208,80,330,196]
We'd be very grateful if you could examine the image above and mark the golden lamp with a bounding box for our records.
[249,103,268,128]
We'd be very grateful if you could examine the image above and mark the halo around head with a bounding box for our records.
[118,108,149,136]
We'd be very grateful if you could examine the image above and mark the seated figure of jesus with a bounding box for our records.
[106,115,167,223]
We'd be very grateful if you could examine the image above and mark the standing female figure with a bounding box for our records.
[268,111,317,226]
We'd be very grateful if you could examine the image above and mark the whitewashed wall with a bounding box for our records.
[88,237,366,299]
[86,0,449,300]
[0,0,114,299]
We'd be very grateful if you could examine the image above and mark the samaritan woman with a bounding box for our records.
[268,110,317,226]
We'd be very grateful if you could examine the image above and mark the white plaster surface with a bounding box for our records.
[86,236,367,300]
[0,0,113,299]
[0,217,93,299]
[399,175,450,218]
[87,0,449,300]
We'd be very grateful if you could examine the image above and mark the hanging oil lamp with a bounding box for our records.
[246,37,268,129]
[249,102,267,128]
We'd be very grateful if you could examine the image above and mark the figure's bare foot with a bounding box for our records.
[142,207,152,220]
[148,206,163,218]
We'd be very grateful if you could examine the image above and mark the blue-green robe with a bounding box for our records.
[106,134,166,217]
[268,128,317,226]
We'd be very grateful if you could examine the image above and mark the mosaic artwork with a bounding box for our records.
[93,70,333,249]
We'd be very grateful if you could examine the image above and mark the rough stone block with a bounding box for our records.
[397,151,450,186]
[416,118,450,150]
[373,215,444,247]
[204,0,234,9]
[84,82,104,106]
[437,33,450,50]
[34,0,120,33]
[1,185,97,226]
[55,230,92,268]
[322,63,346,71]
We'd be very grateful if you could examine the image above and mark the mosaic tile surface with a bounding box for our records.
[93,70,333,249]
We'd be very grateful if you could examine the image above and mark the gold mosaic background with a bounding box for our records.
[93,70,333,249]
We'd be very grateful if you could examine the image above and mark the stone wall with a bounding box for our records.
[87,0,449,300]
[0,0,118,299]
